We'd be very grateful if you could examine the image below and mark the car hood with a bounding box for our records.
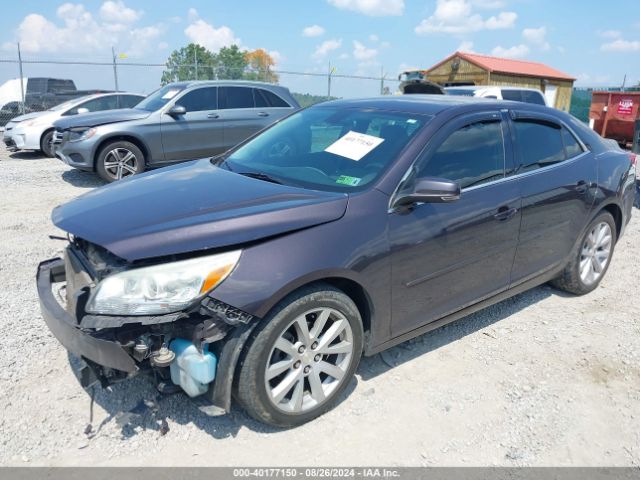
[52,159,349,261]
[53,108,150,130]
[9,111,48,123]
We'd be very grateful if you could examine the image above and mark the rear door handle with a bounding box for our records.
[257,112,270,117]
[576,180,588,194]
[207,113,220,119]
[494,206,518,222]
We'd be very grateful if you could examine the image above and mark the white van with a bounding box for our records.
[445,86,548,107]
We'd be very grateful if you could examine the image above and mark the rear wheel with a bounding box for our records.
[96,140,144,182]
[551,211,616,295]
[236,285,363,428]
[40,130,54,158]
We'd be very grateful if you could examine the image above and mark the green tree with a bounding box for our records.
[161,43,217,85]
[216,45,248,80]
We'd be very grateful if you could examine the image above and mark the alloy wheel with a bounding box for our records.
[579,221,612,286]
[103,148,139,180]
[264,308,355,414]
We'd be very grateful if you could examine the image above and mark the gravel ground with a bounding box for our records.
[1,146,639,467]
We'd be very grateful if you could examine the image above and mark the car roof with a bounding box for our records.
[169,80,289,90]
[445,85,542,93]
[317,94,522,116]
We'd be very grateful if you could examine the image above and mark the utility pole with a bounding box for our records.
[194,48,198,80]
[621,74,627,92]
[17,43,25,114]
[111,46,119,92]
[328,61,332,98]
[380,66,384,95]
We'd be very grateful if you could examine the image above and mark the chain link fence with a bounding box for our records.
[0,52,401,128]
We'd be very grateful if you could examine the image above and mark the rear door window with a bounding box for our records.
[513,119,566,172]
[175,87,218,112]
[521,90,546,105]
[219,87,255,109]
[501,90,523,102]
[119,95,143,108]
[254,88,290,108]
[418,120,506,189]
[562,127,584,159]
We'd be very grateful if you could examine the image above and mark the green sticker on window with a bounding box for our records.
[336,175,361,186]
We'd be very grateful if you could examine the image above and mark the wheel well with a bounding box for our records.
[316,277,372,337]
[40,128,54,149]
[601,203,622,239]
[95,135,148,167]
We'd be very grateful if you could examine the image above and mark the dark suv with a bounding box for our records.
[52,81,299,182]
[38,96,635,427]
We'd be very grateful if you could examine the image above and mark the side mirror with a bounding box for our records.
[167,104,186,117]
[393,177,461,208]
[76,107,89,115]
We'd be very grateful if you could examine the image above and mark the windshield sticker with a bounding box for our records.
[336,175,362,186]
[162,89,180,100]
[324,130,385,161]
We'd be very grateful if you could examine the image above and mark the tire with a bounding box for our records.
[40,130,54,158]
[551,211,617,295]
[95,140,144,183]
[236,285,364,428]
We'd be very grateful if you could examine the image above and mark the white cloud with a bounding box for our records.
[339,53,349,59]
[492,44,529,58]
[313,38,342,60]
[187,8,199,22]
[302,25,325,37]
[184,19,241,51]
[353,40,378,61]
[458,40,475,52]
[598,30,622,39]
[601,38,640,52]
[369,34,379,42]
[415,0,517,35]
[4,1,161,56]
[522,26,550,50]
[327,0,404,16]
[269,50,283,66]
[99,0,141,23]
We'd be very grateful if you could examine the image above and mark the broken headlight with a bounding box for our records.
[85,250,241,315]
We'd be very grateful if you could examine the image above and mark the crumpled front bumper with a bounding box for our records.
[36,257,137,373]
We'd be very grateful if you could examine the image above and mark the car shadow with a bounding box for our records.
[358,284,562,381]
[64,283,561,441]
[634,180,640,209]
[8,151,45,160]
[61,169,106,188]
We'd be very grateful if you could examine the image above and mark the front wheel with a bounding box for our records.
[236,285,363,428]
[40,130,54,158]
[551,211,617,295]
[96,141,144,182]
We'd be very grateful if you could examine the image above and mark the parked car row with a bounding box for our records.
[3,93,144,157]
[36,90,635,427]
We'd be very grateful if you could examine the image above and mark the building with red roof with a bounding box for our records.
[422,51,576,111]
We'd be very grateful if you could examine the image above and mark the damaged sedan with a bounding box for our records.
[37,96,635,427]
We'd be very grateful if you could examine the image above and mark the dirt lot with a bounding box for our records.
[0,145,639,467]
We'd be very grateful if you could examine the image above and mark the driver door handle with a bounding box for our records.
[257,112,270,117]
[207,113,220,119]
[494,206,518,222]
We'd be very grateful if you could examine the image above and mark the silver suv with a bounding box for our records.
[53,81,299,182]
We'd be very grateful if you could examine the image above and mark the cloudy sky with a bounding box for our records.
[0,0,638,97]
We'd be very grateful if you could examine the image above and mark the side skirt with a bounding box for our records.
[365,264,564,357]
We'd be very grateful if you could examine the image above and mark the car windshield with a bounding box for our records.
[218,106,429,191]
[446,88,477,97]
[134,85,187,112]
